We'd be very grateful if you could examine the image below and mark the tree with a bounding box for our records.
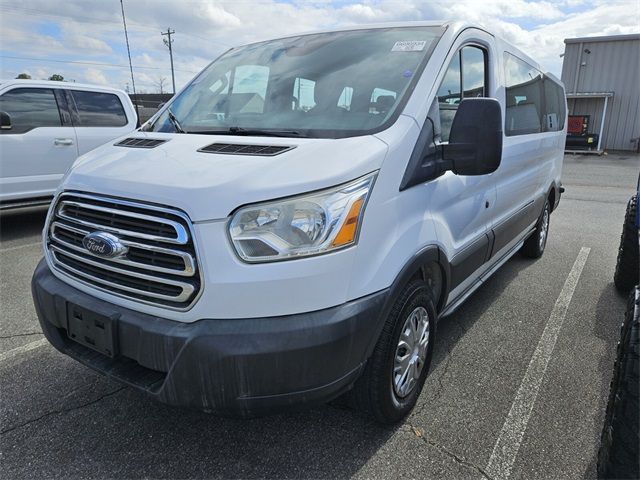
[48,74,64,81]
[154,76,168,94]
[15,73,31,79]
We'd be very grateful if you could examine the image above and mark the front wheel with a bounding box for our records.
[350,279,436,424]
[521,199,550,258]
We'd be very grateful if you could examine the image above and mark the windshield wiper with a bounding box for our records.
[167,108,185,133]
[198,127,307,138]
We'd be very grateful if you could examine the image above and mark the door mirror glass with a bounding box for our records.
[443,98,502,175]
[0,111,11,130]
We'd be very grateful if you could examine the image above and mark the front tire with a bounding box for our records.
[521,199,550,258]
[351,279,436,424]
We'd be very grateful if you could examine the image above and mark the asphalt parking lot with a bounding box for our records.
[1,153,638,479]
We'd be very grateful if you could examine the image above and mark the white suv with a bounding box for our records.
[0,80,137,208]
[32,22,567,423]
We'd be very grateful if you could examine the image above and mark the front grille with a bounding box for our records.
[115,138,168,148]
[198,142,294,156]
[46,192,201,309]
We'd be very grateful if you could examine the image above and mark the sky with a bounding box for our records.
[0,0,638,93]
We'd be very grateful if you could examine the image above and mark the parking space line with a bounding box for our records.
[0,241,41,253]
[485,246,591,480]
[0,338,48,364]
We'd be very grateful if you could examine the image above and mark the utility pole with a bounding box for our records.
[161,28,176,94]
[120,0,139,121]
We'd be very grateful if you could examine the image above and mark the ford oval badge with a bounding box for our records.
[82,231,128,258]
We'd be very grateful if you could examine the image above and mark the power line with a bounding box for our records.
[0,55,200,73]
[161,28,176,94]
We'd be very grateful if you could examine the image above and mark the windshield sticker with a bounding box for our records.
[391,41,427,52]
[403,70,413,78]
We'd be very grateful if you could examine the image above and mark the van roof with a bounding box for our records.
[0,79,127,94]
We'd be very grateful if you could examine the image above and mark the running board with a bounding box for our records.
[440,229,534,318]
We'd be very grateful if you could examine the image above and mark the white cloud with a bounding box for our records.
[66,34,113,55]
[83,67,110,85]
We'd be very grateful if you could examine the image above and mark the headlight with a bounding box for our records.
[229,173,376,262]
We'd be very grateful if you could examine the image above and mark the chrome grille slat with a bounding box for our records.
[50,245,196,296]
[52,252,192,303]
[50,228,195,277]
[50,221,195,276]
[46,192,202,309]
[58,200,189,244]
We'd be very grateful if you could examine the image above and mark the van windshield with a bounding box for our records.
[147,26,444,138]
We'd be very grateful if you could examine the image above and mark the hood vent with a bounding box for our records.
[115,138,168,148]
[198,143,294,156]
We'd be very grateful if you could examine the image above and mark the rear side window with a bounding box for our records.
[504,52,565,136]
[70,90,128,127]
[543,78,566,131]
[0,88,62,134]
[436,45,487,142]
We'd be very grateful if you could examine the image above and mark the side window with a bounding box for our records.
[71,91,128,127]
[231,65,269,114]
[293,78,316,111]
[0,88,62,134]
[370,87,397,115]
[504,53,543,136]
[542,78,566,132]
[437,46,487,141]
[337,86,354,111]
[462,47,486,98]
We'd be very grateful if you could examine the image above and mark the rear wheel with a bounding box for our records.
[521,199,550,258]
[614,194,639,293]
[350,279,436,424]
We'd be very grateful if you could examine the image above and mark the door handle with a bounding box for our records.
[54,138,74,146]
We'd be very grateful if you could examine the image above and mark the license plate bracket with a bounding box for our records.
[66,303,118,358]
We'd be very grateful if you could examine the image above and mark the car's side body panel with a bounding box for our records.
[0,80,137,204]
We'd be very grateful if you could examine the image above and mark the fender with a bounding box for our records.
[359,247,452,363]
[379,244,451,320]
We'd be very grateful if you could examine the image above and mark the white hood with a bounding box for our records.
[64,133,388,222]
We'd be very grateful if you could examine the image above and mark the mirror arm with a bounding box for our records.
[442,142,476,174]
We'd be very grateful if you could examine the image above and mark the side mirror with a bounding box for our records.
[157,102,166,109]
[443,98,502,175]
[0,111,12,130]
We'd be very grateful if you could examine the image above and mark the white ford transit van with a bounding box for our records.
[0,80,137,209]
[32,21,566,423]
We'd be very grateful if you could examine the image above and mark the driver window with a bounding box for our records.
[436,45,487,141]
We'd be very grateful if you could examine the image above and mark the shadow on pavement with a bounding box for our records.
[0,206,49,243]
[582,282,630,479]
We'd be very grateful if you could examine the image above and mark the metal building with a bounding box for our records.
[561,33,640,153]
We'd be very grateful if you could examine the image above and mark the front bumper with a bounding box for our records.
[32,260,388,415]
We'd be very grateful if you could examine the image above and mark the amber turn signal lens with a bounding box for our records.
[331,197,364,247]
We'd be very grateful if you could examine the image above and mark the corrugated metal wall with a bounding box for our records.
[561,36,640,151]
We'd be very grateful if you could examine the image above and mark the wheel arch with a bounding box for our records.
[381,245,451,318]
[548,181,559,212]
